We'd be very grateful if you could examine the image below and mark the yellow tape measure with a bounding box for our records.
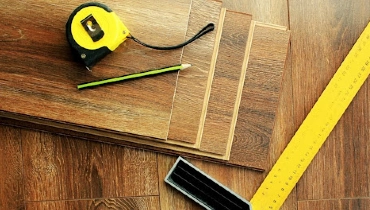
[250,22,370,209]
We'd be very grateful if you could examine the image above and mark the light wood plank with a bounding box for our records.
[0,126,24,210]
[199,11,252,155]
[26,196,160,210]
[167,0,222,144]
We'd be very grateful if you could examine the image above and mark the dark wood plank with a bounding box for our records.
[0,126,24,210]
[298,198,370,210]
[26,196,160,210]
[229,22,290,169]
[223,0,297,209]
[266,43,298,210]
[0,0,191,140]
[289,0,370,201]
[122,148,159,197]
[199,11,252,155]
[21,130,158,201]
[167,0,223,144]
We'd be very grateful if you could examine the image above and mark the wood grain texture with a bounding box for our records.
[2,0,370,210]
[298,199,370,210]
[167,0,222,144]
[0,0,292,170]
[229,22,290,169]
[0,0,191,140]
[199,11,252,155]
[0,23,291,169]
[0,126,24,210]
[268,45,298,210]
[26,197,160,210]
[289,0,370,201]
[222,1,297,209]
[7,0,366,209]
[21,130,158,201]
[222,0,289,26]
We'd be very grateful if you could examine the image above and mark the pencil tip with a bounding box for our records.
[181,64,192,70]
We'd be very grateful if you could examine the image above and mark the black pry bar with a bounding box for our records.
[165,157,252,210]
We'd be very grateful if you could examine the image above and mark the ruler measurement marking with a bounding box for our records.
[250,23,370,210]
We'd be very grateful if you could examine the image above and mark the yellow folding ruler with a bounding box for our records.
[251,22,370,209]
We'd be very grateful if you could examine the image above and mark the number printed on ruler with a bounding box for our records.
[250,22,370,210]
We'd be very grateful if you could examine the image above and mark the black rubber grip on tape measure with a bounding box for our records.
[165,157,252,210]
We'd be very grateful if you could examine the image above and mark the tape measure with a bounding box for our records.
[250,22,370,209]
[66,2,214,70]
[66,2,130,69]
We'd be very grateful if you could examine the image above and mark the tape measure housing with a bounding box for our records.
[66,2,130,69]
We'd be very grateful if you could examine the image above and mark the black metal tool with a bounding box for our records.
[165,157,252,210]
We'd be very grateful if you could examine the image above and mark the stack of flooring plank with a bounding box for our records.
[0,0,290,171]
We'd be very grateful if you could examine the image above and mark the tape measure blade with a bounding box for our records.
[250,22,370,210]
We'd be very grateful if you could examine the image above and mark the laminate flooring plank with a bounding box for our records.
[122,148,159,197]
[167,0,222,144]
[289,0,370,201]
[0,126,24,210]
[25,196,160,210]
[199,11,252,155]
[228,22,290,169]
[21,130,159,201]
[246,0,297,207]
[0,0,191,140]
[298,198,370,210]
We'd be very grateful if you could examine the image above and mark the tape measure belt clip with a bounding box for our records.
[81,14,104,42]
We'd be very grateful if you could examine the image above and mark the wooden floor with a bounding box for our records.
[1,0,369,209]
